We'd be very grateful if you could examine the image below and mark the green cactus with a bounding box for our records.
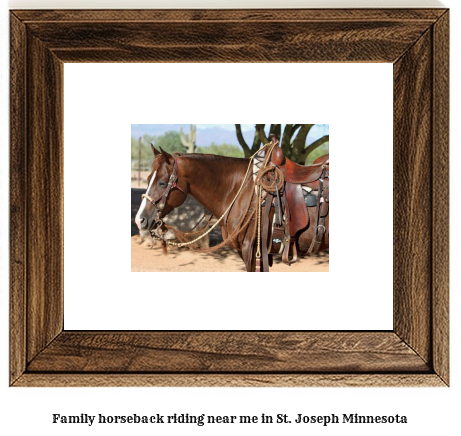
[179,124,197,153]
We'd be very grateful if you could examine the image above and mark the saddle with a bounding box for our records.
[256,135,329,271]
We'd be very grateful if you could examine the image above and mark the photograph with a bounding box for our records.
[131,124,329,272]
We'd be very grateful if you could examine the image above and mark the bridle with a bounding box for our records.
[140,143,275,250]
[142,155,186,238]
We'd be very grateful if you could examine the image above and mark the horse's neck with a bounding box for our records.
[180,155,248,218]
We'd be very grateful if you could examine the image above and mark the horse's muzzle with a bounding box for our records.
[138,216,148,230]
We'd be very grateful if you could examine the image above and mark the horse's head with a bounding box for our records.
[135,146,188,238]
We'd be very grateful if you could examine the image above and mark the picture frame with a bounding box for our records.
[10,9,449,387]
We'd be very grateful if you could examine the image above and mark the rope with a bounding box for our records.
[162,144,269,249]
[171,190,256,254]
[255,183,263,261]
[188,211,214,232]
[159,139,284,257]
[253,140,284,265]
[166,212,213,240]
[255,166,284,193]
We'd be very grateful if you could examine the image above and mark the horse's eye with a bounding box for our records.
[158,180,167,188]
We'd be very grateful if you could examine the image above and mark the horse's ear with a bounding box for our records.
[151,144,161,157]
[159,147,173,164]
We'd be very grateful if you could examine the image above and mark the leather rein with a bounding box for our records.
[144,147,268,249]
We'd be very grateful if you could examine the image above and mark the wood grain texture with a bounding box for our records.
[27,332,429,373]
[27,20,432,63]
[9,8,449,387]
[12,9,447,23]
[9,13,27,385]
[432,11,449,385]
[26,34,64,361]
[13,373,446,388]
[393,29,433,364]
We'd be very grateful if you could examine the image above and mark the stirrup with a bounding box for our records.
[282,238,298,266]
[307,225,326,254]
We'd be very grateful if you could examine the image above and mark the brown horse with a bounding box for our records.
[135,146,328,272]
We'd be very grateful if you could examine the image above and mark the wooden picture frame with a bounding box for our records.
[10,9,449,387]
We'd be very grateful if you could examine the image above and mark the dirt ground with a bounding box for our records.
[131,186,329,272]
[131,235,329,272]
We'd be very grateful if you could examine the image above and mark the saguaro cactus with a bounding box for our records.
[180,124,197,153]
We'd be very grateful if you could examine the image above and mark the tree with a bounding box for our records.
[153,131,185,154]
[131,131,187,170]
[196,142,244,158]
[306,141,329,165]
[131,135,153,163]
[235,124,329,164]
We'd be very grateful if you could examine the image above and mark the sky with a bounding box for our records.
[198,124,254,130]
[131,124,329,148]
[198,124,329,146]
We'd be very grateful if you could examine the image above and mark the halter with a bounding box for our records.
[142,155,186,237]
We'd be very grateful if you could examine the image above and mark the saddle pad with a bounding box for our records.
[253,149,266,194]
[303,191,318,207]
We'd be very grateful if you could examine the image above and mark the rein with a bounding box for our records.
[154,143,275,250]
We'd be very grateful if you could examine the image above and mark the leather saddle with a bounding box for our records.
[271,145,329,184]
[258,136,329,270]
[283,156,329,185]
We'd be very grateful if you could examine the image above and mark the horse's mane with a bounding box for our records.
[152,152,248,172]
[182,153,248,161]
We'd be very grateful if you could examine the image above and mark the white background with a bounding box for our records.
[0,1,458,436]
[64,63,392,331]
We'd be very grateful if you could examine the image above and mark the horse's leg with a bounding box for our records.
[237,250,254,272]
[221,219,255,271]
[241,238,256,272]
[240,221,258,272]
